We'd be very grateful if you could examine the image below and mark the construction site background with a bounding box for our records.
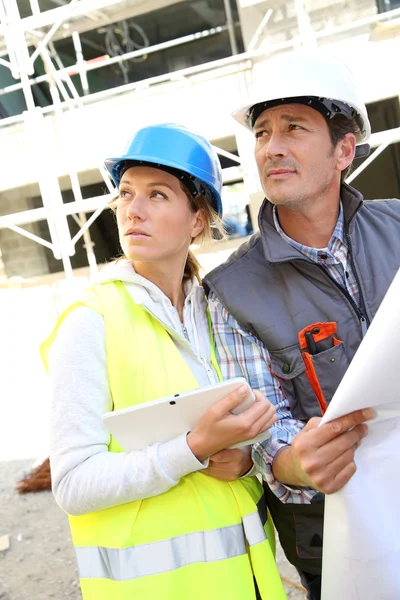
[1,0,400,597]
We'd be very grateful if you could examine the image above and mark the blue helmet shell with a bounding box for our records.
[104,123,223,216]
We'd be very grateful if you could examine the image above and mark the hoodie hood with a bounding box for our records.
[95,260,204,319]
[95,260,213,373]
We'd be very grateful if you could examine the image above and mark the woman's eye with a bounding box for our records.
[151,190,167,199]
[118,189,130,199]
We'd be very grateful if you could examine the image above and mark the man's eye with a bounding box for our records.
[289,124,303,131]
[255,130,267,139]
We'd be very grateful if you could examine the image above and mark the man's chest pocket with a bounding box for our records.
[269,322,350,420]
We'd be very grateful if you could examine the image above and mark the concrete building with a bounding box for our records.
[0,0,399,280]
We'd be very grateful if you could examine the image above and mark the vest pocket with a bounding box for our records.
[311,341,348,406]
[269,340,349,420]
[293,512,323,559]
[269,345,317,420]
[296,321,350,414]
[263,483,324,574]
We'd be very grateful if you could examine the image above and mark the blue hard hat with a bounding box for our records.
[104,123,223,216]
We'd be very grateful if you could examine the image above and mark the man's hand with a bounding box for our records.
[272,408,374,494]
[201,447,253,481]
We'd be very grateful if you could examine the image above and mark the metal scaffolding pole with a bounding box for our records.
[0,0,120,279]
[24,108,75,279]
[1,0,76,277]
[72,30,89,96]
[0,24,230,99]
[294,0,316,47]
[223,0,238,55]
[247,9,273,52]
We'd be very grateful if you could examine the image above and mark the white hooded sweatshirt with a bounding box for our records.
[49,261,218,517]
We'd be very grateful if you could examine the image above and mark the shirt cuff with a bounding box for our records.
[253,441,318,504]
[157,432,209,483]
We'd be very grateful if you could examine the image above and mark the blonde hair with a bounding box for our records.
[109,181,225,283]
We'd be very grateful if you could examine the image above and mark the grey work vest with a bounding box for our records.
[204,183,400,574]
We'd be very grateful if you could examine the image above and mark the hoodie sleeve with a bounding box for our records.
[49,306,208,516]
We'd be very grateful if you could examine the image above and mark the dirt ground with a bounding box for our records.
[0,459,306,600]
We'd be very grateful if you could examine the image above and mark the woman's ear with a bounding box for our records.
[191,209,206,240]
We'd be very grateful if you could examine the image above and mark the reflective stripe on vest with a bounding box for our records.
[76,511,266,581]
[243,509,267,546]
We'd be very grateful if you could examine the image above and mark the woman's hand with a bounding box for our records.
[201,446,253,481]
[187,385,277,462]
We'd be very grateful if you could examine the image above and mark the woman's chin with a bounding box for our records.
[124,251,156,263]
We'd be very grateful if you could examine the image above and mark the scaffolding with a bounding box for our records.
[0,0,244,279]
[0,0,400,279]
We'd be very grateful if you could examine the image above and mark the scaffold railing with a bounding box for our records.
[1,0,400,279]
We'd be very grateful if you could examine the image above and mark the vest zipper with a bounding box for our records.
[199,357,217,384]
[359,316,368,337]
[308,262,369,337]
[267,195,369,337]
[345,231,370,337]
[143,305,194,348]
[139,305,216,383]
[318,261,369,337]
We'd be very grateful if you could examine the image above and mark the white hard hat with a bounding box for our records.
[232,52,371,153]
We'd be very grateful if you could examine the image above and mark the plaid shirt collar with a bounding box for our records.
[272,203,347,265]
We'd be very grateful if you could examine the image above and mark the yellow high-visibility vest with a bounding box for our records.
[42,281,286,600]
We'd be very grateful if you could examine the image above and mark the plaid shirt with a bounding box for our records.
[273,203,360,306]
[208,203,361,504]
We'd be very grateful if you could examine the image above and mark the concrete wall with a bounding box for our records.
[0,187,50,278]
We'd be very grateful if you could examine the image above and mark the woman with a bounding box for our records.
[42,123,286,600]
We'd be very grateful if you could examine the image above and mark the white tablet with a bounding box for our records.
[102,377,271,452]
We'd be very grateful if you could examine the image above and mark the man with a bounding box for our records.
[203,52,400,599]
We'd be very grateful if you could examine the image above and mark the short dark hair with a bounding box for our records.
[326,115,360,181]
